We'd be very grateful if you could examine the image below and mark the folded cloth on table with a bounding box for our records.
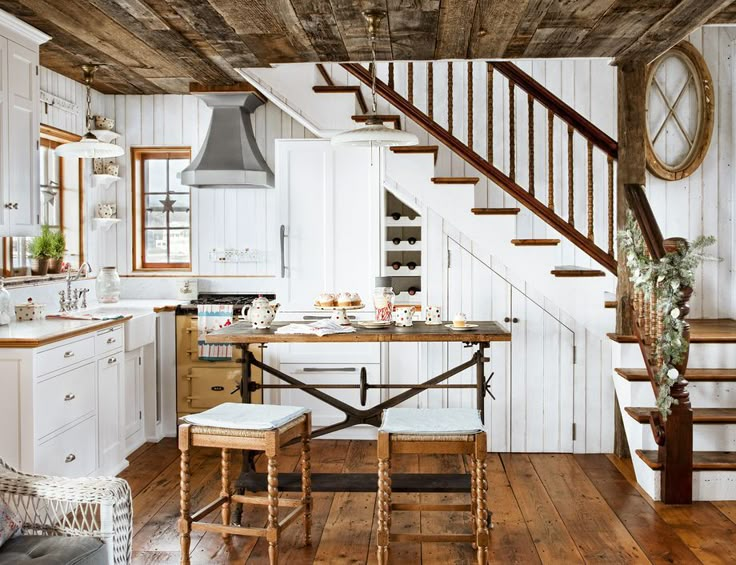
[275,320,356,337]
[197,304,233,361]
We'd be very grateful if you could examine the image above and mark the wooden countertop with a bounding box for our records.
[0,316,133,348]
[207,320,511,344]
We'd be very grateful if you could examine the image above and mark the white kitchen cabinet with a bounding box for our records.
[124,349,144,454]
[276,139,379,311]
[0,12,47,237]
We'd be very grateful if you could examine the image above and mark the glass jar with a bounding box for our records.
[96,266,121,303]
[373,276,395,322]
[0,279,12,325]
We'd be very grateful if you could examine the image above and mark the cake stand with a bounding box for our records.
[313,303,364,325]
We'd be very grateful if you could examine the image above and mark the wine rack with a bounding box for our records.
[383,191,422,308]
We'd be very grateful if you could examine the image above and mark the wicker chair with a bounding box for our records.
[0,459,132,565]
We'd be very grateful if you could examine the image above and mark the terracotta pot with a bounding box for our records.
[31,257,49,276]
[47,258,62,274]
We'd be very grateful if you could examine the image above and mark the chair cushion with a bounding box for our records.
[181,402,309,430]
[0,535,106,565]
[380,408,483,435]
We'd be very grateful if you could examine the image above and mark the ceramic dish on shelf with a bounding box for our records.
[357,320,392,329]
[445,323,479,331]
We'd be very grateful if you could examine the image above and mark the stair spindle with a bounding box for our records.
[388,62,394,90]
[467,62,473,151]
[587,140,594,240]
[408,62,414,104]
[567,125,574,227]
[509,80,516,182]
[528,94,534,196]
[487,63,494,165]
[427,62,433,120]
[547,109,554,210]
[608,156,614,256]
[448,62,454,135]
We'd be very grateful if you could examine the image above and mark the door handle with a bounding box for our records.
[302,367,357,373]
[280,224,287,278]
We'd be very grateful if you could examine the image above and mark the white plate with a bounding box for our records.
[357,321,392,329]
[445,323,479,331]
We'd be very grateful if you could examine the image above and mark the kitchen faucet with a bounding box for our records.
[59,262,92,312]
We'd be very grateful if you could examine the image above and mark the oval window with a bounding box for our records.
[645,41,714,181]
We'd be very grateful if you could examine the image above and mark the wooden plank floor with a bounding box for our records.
[121,440,736,564]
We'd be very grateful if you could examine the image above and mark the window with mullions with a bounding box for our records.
[132,148,192,270]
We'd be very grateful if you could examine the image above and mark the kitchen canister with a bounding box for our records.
[425,305,442,325]
[96,266,121,303]
[96,202,117,218]
[15,298,45,321]
[394,306,416,327]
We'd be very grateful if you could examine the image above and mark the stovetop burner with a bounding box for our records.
[176,293,276,314]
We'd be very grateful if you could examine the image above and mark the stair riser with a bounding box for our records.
[632,465,736,501]
[629,421,736,452]
[623,380,736,408]
[614,342,736,368]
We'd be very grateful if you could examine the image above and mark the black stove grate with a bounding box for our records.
[176,293,276,314]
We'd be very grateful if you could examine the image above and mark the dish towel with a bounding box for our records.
[275,320,356,337]
[197,304,233,361]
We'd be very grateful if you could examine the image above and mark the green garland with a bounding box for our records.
[619,211,716,418]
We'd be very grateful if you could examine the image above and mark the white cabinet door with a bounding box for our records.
[97,352,125,474]
[6,40,38,236]
[124,350,143,452]
[0,36,7,235]
[276,139,375,310]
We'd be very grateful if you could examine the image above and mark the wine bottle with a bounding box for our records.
[391,212,401,221]
[391,261,402,270]
[392,237,401,245]
[407,286,418,296]
[407,261,417,270]
[407,236,417,245]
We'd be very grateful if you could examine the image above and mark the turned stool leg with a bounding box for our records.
[471,454,478,549]
[178,426,192,565]
[377,432,391,565]
[220,448,232,538]
[475,434,489,565]
[267,454,279,564]
[301,417,313,546]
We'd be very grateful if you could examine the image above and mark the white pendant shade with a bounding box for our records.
[331,120,419,147]
[55,132,124,159]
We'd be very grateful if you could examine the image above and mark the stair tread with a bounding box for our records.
[352,114,401,128]
[551,266,606,277]
[511,239,561,246]
[615,368,736,382]
[609,319,736,344]
[626,406,736,424]
[431,176,480,185]
[389,145,439,162]
[313,85,361,93]
[636,449,736,471]
[471,208,521,215]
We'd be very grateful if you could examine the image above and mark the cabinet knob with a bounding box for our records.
[108,357,117,364]
[64,454,76,463]
[63,351,75,358]
[63,393,75,401]
[12,203,18,210]
[3,203,11,209]
[106,337,116,344]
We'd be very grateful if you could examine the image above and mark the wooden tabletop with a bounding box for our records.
[207,321,511,344]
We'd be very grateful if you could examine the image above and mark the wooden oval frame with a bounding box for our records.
[645,41,714,181]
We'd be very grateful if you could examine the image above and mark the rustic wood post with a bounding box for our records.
[660,237,693,504]
[614,60,648,458]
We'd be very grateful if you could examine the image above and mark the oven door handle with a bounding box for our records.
[302,367,357,373]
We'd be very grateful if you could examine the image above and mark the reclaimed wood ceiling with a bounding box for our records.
[1,0,735,94]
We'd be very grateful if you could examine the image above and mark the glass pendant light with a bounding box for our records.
[56,64,124,159]
[332,10,418,147]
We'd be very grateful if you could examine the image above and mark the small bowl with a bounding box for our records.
[94,115,115,130]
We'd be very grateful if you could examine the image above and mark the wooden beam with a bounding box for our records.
[435,0,477,59]
[615,0,735,64]
[331,0,392,61]
[503,0,555,58]
[469,0,530,58]
[386,0,440,60]
[288,0,348,60]
[707,0,736,23]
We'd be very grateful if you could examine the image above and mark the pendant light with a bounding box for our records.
[331,9,418,147]
[56,64,124,159]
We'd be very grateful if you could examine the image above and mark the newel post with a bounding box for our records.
[660,237,693,504]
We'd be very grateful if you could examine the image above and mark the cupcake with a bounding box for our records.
[453,313,467,327]
[316,292,336,307]
[350,292,362,306]
[337,292,353,307]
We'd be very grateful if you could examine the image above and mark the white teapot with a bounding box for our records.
[244,296,280,329]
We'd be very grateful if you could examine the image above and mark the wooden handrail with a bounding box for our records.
[624,184,666,261]
[342,62,617,274]
[492,62,619,159]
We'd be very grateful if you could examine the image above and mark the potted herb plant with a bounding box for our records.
[47,230,66,274]
[28,225,53,276]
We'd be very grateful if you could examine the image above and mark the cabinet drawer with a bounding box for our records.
[96,326,123,356]
[35,416,97,478]
[37,335,95,376]
[35,362,96,439]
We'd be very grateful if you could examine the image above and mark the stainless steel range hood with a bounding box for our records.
[181,91,274,189]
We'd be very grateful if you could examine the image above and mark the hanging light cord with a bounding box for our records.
[369,28,378,114]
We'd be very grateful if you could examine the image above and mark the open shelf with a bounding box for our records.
[92,174,121,189]
[385,266,421,276]
[89,129,121,143]
[385,215,421,227]
[384,190,422,303]
[92,217,121,231]
[386,240,422,251]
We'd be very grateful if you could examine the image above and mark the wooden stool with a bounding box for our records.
[376,408,489,564]
[177,403,312,565]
